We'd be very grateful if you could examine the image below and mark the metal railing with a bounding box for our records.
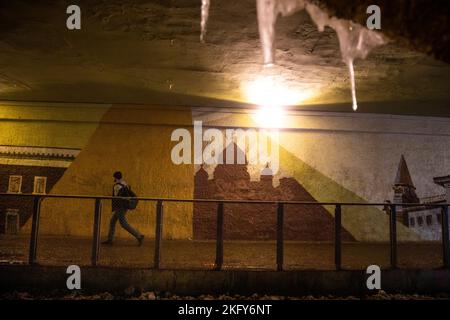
[1,193,449,271]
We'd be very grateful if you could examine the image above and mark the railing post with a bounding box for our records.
[154,200,164,269]
[441,206,450,268]
[215,202,224,271]
[91,198,102,266]
[334,204,342,270]
[390,204,398,269]
[276,203,284,271]
[28,196,42,265]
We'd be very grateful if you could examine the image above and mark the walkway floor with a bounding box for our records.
[0,234,445,270]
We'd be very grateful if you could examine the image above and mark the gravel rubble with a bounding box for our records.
[2,289,450,300]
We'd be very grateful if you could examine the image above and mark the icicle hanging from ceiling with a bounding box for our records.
[200,0,210,43]
[306,4,386,111]
[256,0,306,66]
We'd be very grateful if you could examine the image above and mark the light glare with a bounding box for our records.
[245,76,313,128]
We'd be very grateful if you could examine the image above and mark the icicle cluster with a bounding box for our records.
[200,0,387,111]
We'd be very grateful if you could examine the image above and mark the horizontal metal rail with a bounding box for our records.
[1,193,448,207]
[1,193,449,271]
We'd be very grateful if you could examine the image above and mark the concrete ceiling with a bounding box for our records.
[0,0,449,116]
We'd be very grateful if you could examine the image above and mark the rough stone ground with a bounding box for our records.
[1,289,450,300]
[0,234,445,270]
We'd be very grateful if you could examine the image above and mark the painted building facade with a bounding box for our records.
[0,145,78,233]
[390,156,450,241]
[193,144,355,241]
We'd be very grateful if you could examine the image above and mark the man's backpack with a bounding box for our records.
[118,184,139,210]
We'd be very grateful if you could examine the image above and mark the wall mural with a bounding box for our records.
[390,155,449,241]
[0,145,79,233]
[192,147,450,241]
[193,143,355,241]
[0,105,449,242]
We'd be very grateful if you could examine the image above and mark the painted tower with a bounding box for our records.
[393,155,420,205]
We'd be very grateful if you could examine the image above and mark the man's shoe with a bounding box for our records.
[102,240,113,245]
[138,235,145,246]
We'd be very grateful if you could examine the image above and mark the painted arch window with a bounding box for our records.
[426,215,433,226]
[417,216,424,226]
[33,176,47,195]
[7,175,22,194]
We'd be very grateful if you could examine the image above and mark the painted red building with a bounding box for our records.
[0,145,79,234]
[193,144,355,241]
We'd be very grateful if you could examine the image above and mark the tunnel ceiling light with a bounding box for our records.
[254,105,285,129]
[245,75,313,128]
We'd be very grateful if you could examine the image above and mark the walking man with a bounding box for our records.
[102,171,144,246]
